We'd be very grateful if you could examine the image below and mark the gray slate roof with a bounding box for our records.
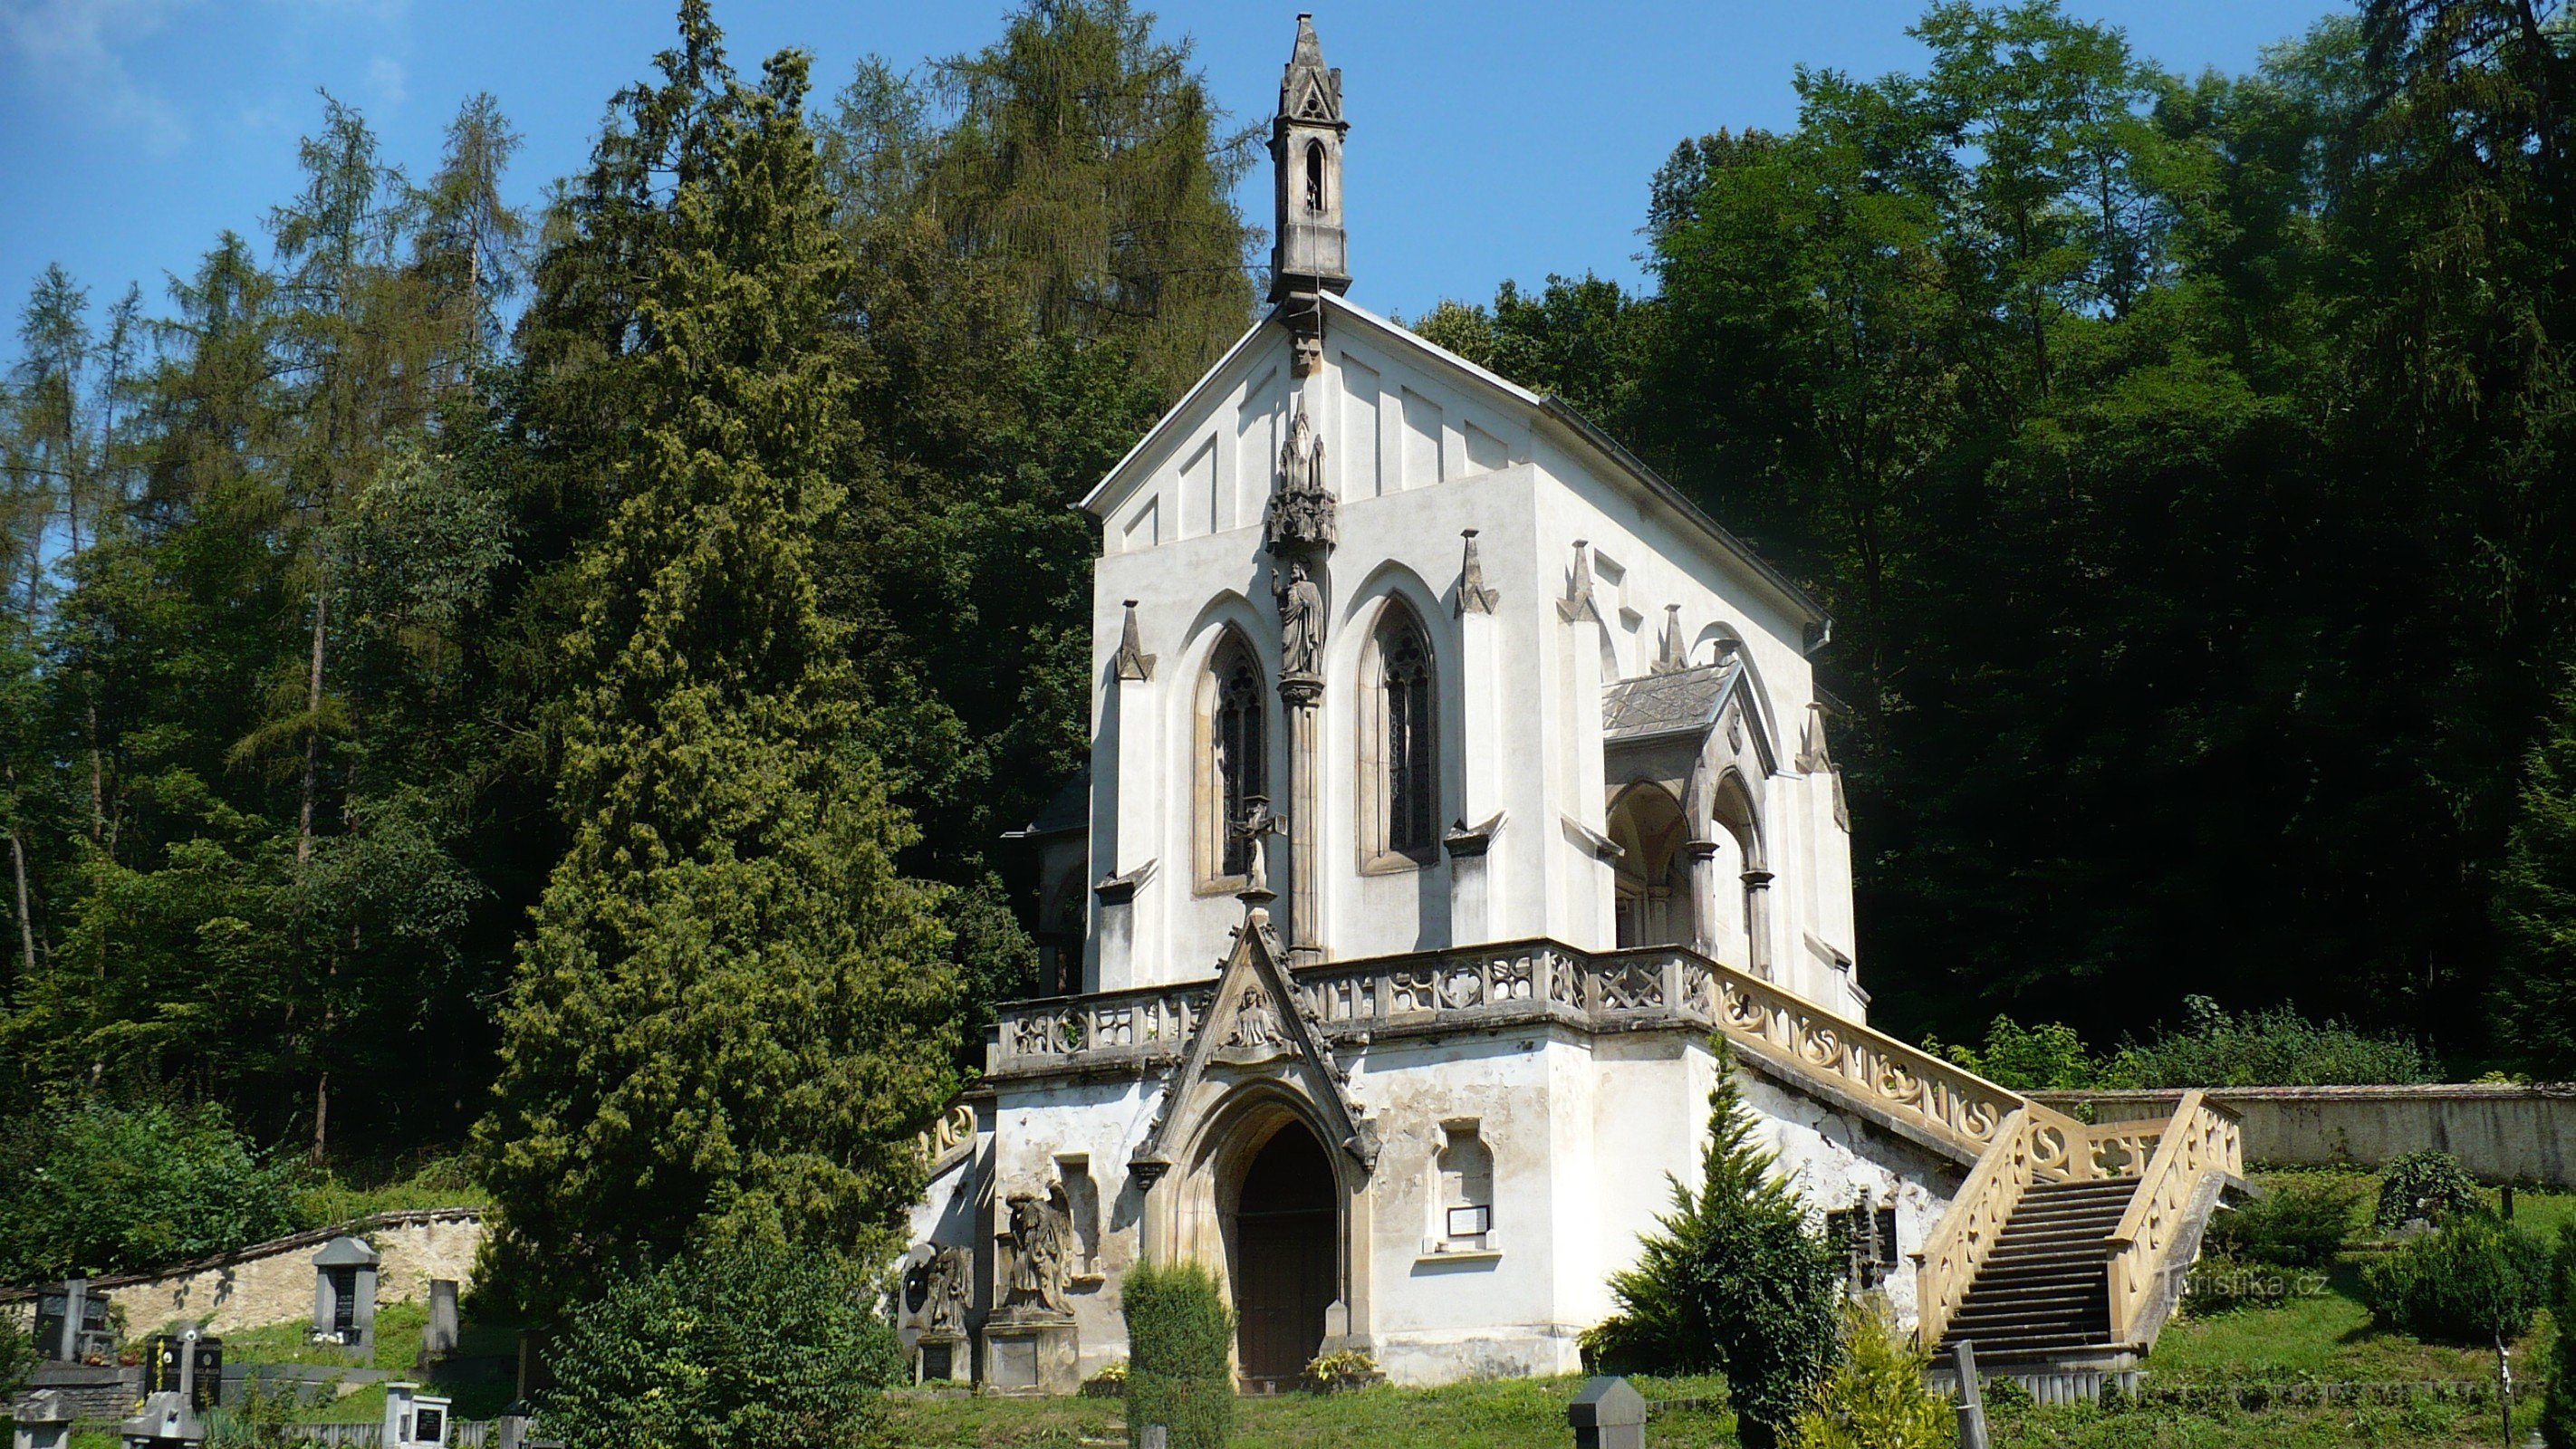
[1601,660,1739,742]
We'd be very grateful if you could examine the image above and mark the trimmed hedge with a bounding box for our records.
[1122,1261,1235,1449]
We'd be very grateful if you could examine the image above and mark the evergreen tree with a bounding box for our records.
[475,25,961,1315]
[2495,668,2576,1079]
[1600,1042,1841,1449]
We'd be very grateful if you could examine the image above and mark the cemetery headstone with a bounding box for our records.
[310,1237,381,1355]
[9,1389,72,1449]
[143,1331,222,1414]
[1567,1376,1646,1449]
[117,1323,207,1447]
[383,1382,453,1449]
[424,1280,460,1361]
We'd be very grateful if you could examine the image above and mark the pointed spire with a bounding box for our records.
[1558,540,1603,623]
[1112,600,1156,681]
[1654,604,1688,673]
[1279,14,1342,123]
[1456,529,1499,617]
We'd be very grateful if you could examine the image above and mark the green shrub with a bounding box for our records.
[2101,996,2437,1089]
[1298,1348,1383,1393]
[1122,1261,1235,1449]
[0,1098,298,1282]
[1786,1297,1951,1449]
[1926,1016,2099,1091]
[538,1239,902,1449]
[2375,1150,2483,1230]
[2206,1177,2361,1268]
[2542,1221,2576,1449]
[2359,1214,2551,1342]
[1598,1041,1841,1449]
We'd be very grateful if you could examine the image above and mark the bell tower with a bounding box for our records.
[1269,14,1350,306]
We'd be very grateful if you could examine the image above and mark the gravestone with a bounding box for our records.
[118,1323,207,1447]
[1567,1377,1645,1449]
[32,1282,108,1365]
[383,1382,453,1449]
[311,1236,381,1354]
[424,1280,460,1360]
[9,1389,72,1449]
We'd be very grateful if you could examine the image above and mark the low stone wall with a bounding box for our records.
[2029,1085,2576,1185]
[0,1209,486,1339]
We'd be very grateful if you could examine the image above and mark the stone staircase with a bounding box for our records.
[1934,1178,2130,1362]
[1917,1093,2244,1384]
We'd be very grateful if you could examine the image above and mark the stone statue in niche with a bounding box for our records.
[1002,1190,1072,1317]
[1277,560,1326,677]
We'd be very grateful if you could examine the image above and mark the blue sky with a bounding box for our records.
[2,0,2348,343]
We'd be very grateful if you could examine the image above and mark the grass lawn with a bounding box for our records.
[883,1375,1740,1449]
[2148,1173,2565,1388]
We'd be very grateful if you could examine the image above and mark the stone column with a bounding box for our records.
[1264,401,1336,965]
[1283,676,1324,964]
[1684,839,1720,958]
[1743,868,1775,980]
[1447,530,1504,943]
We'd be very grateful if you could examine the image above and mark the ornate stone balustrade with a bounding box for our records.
[989,940,2050,1174]
[2106,1090,2242,1344]
[916,1102,979,1178]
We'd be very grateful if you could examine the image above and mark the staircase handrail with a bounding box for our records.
[1700,957,2091,1175]
[1916,1106,2045,1350]
[2102,1089,2242,1344]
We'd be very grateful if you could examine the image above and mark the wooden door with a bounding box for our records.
[1231,1125,1337,1388]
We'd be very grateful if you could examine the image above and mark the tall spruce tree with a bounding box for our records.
[475,21,960,1315]
[2495,668,2576,1080]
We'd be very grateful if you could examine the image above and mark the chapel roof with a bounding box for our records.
[1601,659,1743,742]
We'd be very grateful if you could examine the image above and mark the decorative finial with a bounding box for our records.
[1557,539,1601,623]
[1456,528,1498,617]
[1113,600,1155,681]
[1655,604,1687,673]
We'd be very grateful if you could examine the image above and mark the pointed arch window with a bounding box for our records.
[1201,632,1268,887]
[1305,140,1327,215]
[1360,601,1439,869]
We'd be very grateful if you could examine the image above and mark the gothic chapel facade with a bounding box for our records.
[899,15,2240,1396]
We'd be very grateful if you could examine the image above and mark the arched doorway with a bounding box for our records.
[1227,1119,1338,1388]
[1608,782,1690,948]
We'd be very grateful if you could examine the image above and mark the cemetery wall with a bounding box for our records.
[0,1208,485,1339]
[2030,1084,2576,1185]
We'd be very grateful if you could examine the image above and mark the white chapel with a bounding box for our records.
[898,14,2243,1396]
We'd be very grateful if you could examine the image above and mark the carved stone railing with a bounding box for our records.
[916,1102,978,1179]
[990,941,2059,1176]
[2105,1090,2242,1345]
[1916,1107,2045,1351]
[993,980,1218,1074]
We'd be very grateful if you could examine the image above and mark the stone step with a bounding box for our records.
[1953,1299,2107,1329]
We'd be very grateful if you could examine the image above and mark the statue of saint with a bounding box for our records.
[1278,560,1325,677]
[1004,1192,1070,1316]
[1233,796,1282,895]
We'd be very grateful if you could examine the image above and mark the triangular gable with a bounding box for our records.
[1077,296,1830,643]
[1129,907,1377,1184]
